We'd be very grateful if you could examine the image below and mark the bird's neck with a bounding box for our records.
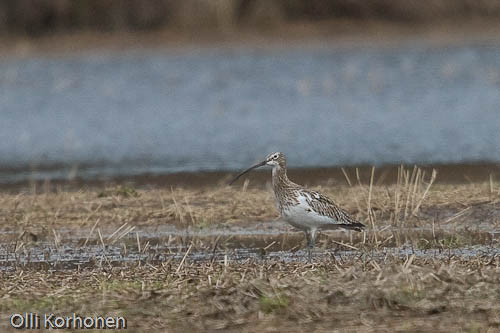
[272,164,291,189]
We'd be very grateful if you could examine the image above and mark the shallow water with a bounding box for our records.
[1,227,498,271]
[2,242,498,272]
[2,40,500,183]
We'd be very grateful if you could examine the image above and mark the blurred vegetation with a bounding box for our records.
[1,0,500,36]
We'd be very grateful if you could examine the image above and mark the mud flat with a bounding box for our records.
[0,167,499,331]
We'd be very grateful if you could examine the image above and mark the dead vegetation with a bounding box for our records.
[1,166,498,241]
[5,0,500,35]
[0,256,498,331]
[0,168,499,330]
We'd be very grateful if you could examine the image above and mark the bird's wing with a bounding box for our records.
[300,189,365,230]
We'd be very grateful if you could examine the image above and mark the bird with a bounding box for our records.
[230,152,365,261]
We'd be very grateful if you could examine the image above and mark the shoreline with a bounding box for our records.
[2,162,499,192]
[3,19,500,58]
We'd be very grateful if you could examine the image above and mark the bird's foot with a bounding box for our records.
[307,246,313,263]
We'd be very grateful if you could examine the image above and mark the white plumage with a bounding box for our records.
[281,193,340,230]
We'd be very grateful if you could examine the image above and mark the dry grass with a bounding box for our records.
[0,185,276,237]
[0,169,499,242]
[0,256,499,331]
[0,174,499,331]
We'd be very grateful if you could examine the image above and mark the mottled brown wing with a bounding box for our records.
[301,190,365,231]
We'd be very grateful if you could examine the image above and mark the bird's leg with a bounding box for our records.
[309,229,317,262]
[305,229,317,262]
[304,231,312,262]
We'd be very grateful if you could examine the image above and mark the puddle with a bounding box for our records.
[1,227,498,271]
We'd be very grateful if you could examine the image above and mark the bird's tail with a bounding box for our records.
[339,222,365,232]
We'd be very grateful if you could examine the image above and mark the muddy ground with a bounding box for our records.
[0,165,499,331]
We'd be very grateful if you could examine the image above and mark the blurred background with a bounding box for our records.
[1,0,500,185]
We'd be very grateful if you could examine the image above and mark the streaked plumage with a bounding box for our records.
[230,152,365,261]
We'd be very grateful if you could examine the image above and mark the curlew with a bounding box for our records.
[230,152,365,261]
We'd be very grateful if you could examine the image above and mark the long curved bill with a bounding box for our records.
[229,160,266,185]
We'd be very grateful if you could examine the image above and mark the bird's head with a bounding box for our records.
[229,152,286,185]
[264,152,286,167]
